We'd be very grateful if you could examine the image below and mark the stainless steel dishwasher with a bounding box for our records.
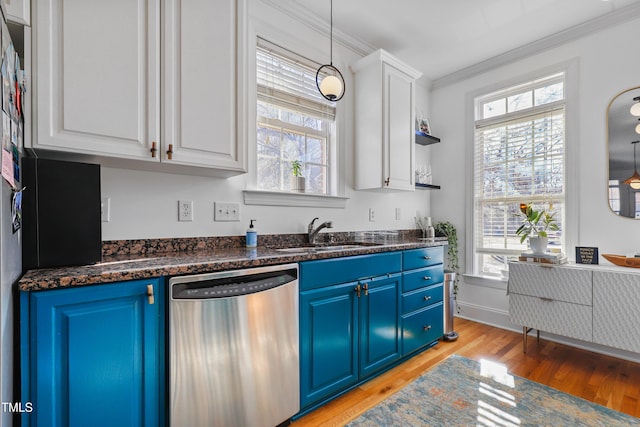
[169,263,299,427]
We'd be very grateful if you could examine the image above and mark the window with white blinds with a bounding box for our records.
[473,73,566,277]
[256,38,336,194]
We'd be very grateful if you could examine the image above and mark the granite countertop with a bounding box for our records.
[18,234,447,291]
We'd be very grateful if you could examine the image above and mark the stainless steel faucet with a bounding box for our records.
[308,217,333,244]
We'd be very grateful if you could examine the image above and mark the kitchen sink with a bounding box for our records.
[275,243,379,253]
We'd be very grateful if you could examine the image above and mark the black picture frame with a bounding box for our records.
[575,246,598,264]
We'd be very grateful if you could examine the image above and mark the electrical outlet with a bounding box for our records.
[101,197,111,222]
[214,202,241,221]
[178,200,193,222]
[395,207,401,220]
[369,208,376,222]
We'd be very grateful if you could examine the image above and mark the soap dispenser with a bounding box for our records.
[246,219,258,248]
[426,217,435,241]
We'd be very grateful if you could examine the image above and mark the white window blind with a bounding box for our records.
[473,74,566,276]
[256,38,335,195]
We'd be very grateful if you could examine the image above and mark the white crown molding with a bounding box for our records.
[259,0,376,58]
[432,1,640,89]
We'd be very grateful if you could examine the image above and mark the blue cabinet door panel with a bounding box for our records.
[403,247,443,270]
[402,266,444,292]
[30,279,163,427]
[359,274,401,378]
[402,283,444,314]
[402,302,444,355]
[300,283,358,408]
[300,252,402,290]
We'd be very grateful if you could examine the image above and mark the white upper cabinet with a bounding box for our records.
[32,0,246,176]
[2,0,30,25]
[352,49,422,191]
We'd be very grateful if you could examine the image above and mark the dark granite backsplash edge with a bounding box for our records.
[102,229,426,257]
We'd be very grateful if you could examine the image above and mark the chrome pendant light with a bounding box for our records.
[623,140,640,190]
[316,0,345,101]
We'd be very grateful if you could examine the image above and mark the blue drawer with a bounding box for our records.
[402,303,443,355]
[402,283,443,314]
[403,247,443,271]
[402,266,444,293]
[300,252,402,290]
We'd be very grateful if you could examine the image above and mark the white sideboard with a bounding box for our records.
[508,262,640,354]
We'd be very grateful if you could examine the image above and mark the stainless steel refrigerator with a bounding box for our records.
[0,10,25,427]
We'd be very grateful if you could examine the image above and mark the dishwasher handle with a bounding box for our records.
[171,268,297,300]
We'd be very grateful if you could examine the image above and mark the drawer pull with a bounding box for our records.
[539,297,553,302]
[423,296,432,301]
[423,325,432,331]
[423,256,431,260]
[423,276,432,280]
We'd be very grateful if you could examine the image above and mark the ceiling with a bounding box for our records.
[280,0,640,83]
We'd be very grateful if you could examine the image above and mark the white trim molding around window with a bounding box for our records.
[244,36,347,208]
[471,71,569,279]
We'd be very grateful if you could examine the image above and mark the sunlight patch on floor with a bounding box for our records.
[476,359,521,427]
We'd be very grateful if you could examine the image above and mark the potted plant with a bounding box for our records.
[516,203,559,254]
[434,221,459,311]
[291,160,305,193]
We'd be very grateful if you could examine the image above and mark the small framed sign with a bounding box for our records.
[576,246,599,264]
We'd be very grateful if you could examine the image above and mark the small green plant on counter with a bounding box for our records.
[434,221,459,312]
[291,160,303,177]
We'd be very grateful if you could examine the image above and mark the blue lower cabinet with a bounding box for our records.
[24,279,164,427]
[299,249,443,413]
[300,281,359,408]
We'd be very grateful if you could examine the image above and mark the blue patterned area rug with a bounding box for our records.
[347,354,639,426]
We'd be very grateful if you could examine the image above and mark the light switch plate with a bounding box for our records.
[214,202,241,221]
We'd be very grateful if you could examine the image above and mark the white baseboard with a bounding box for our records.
[455,301,640,364]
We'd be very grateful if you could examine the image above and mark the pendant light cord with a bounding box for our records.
[329,0,333,66]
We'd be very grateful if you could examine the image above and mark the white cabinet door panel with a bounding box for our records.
[593,271,640,353]
[164,0,246,171]
[509,294,592,342]
[384,64,414,191]
[34,0,159,160]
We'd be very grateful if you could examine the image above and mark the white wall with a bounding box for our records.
[100,1,434,241]
[430,15,640,360]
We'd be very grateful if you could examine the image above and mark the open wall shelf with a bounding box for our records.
[415,183,441,190]
[415,131,441,146]
[415,131,441,189]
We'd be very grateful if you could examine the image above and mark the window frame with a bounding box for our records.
[464,61,579,284]
[243,25,347,208]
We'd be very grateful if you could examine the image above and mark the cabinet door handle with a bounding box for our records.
[363,283,369,296]
[150,141,158,158]
[147,284,155,305]
[166,144,174,160]
[423,325,432,331]
[423,276,432,281]
[355,284,361,298]
[423,256,431,260]
[423,295,431,301]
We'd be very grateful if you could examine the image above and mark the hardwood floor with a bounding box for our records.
[291,318,640,426]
